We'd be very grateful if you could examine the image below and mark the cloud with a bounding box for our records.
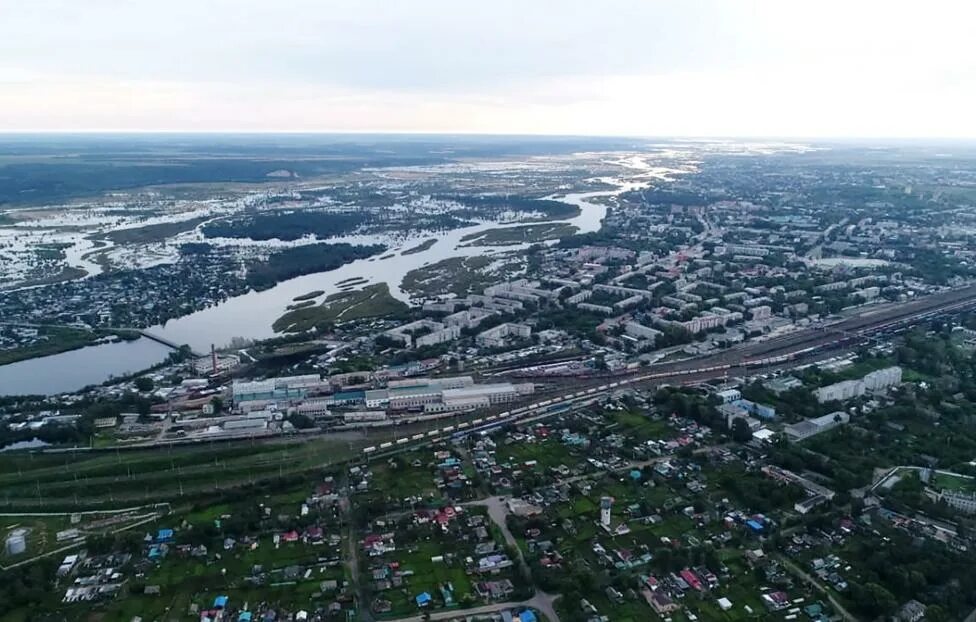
[1,0,974,136]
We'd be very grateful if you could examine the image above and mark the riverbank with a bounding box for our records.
[0,337,173,396]
[0,327,140,367]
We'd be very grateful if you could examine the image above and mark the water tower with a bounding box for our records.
[600,496,614,527]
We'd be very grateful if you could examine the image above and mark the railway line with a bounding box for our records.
[361,284,976,458]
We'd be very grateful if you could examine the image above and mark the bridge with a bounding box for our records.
[0,320,205,359]
[136,330,205,358]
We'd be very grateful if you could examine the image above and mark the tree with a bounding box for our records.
[134,376,154,392]
[731,417,753,443]
[287,413,316,430]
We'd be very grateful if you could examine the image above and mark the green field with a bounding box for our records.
[495,437,582,473]
[273,282,409,332]
[611,410,674,439]
[0,437,368,510]
[932,471,976,493]
[460,222,577,246]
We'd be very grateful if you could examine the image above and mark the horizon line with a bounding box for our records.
[0,129,975,143]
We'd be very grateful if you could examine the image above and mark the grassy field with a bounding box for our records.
[932,471,976,493]
[0,409,489,511]
[0,436,369,510]
[273,283,408,332]
[494,437,582,473]
[611,410,675,439]
[460,223,577,246]
[364,452,442,502]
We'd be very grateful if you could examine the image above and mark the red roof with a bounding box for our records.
[680,568,703,591]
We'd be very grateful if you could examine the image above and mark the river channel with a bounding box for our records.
[0,165,661,394]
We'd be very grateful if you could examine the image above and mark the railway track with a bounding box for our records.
[361,284,976,457]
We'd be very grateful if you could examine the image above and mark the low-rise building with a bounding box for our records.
[783,411,849,441]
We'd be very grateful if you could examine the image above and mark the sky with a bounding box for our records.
[1,0,974,137]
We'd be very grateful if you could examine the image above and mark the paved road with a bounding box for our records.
[776,554,858,622]
[465,495,561,622]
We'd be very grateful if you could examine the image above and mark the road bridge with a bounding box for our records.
[136,330,204,358]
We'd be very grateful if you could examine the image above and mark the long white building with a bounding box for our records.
[814,379,864,403]
[863,366,903,391]
[814,366,902,403]
[476,323,532,348]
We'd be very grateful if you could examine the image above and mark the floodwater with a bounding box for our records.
[1,161,665,390]
[149,175,639,352]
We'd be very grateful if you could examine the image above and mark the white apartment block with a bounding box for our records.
[384,320,460,348]
[814,379,864,403]
[815,366,902,403]
[476,323,532,348]
[863,366,903,391]
[444,308,497,329]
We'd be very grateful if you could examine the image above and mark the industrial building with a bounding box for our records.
[232,375,327,405]
[783,412,850,441]
[352,376,532,414]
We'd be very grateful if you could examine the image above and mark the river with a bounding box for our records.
[0,338,172,396]
[0,162,661,393]
[147,175,638,352]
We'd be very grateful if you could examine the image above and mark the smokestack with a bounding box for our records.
[211,344,217,374]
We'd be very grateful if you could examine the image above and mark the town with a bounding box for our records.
[4,139,976,622]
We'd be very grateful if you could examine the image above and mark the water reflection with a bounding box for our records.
[0,338,172,396]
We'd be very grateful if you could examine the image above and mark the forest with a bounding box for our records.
[246,243,385,291]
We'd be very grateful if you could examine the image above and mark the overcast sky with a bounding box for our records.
[1,0,974,137]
